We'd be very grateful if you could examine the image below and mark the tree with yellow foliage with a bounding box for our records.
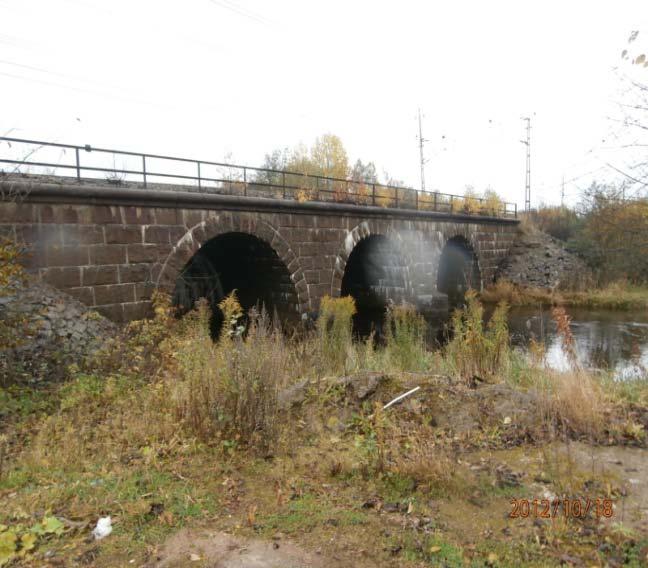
[575,183,648,282]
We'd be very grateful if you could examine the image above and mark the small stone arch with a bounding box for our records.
[156,214,310,316]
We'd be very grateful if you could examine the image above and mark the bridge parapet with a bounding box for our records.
[0,137,518,219]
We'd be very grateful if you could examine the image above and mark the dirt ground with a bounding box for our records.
[150,530,328,568]
[136,440,648,568]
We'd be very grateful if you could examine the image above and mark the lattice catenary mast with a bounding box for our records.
[418,108,428,191]
[521,117,531,211]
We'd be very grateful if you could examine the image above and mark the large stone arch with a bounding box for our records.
[330,221,419,337]
[156,214,310,315]
[437,233,483,309]
[330,221,417,300]
[438,229,484,292]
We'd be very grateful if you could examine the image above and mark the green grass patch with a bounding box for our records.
[260,494,368,534]
[393,532,464,566]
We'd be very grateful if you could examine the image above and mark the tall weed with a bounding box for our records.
[171,294,289,453]
[444,291,509,383]
[385,303,427,371]
[317,296,356,374]
[543,307,603,438]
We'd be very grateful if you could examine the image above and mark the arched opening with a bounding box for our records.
[340,235,407,338]
[437,236,481,309]
[172,232,299,338]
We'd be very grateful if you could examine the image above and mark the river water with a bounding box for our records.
[507,307,648,380]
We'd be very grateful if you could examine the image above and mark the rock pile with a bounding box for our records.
[495,228,590,289]
[1,280,117,383]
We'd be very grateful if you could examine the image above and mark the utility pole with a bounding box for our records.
[417,108,428,191]
[520,117,531,211]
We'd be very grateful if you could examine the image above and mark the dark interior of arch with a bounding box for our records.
[172,232,298,338]
[340,235,407,338]
[437,236,481,309]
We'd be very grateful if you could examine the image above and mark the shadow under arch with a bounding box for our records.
[173,232,300,338]
[340,234,408,338]
[437,235,482,309]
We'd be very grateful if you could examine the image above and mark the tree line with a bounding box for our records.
[526,184,648,283]
[252,133,507,214]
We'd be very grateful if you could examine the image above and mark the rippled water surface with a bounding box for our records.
[507,307,648,379]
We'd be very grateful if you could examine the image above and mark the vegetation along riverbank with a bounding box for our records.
[481,280,648,311]
[1,284,647,567]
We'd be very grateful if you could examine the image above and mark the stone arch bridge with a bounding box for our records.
[0,180,519,330]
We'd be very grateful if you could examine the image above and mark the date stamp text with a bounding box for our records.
[509,498,614,519]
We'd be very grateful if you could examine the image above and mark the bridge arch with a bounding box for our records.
[332,222,413,337]
[156,216,309,332]
[437,234,482,309]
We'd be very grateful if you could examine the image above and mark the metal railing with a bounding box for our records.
[0,137,517,218]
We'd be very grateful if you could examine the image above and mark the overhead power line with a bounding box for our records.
[207,0,273,25]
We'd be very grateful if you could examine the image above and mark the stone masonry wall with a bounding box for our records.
[0,182,519,323]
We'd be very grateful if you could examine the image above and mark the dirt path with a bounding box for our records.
[150,529,328,568]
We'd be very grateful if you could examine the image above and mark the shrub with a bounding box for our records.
[523,205,582,242]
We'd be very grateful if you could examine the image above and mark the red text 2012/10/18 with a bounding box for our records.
[509,498,614,519]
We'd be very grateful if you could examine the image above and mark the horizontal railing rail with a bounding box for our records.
[0,137,517,218]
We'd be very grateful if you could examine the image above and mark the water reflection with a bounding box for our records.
[507,307,648,380]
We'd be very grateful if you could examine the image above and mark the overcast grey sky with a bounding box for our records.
[2,0,647,207]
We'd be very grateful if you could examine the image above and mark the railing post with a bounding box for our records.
[434,191,438,211]
[450,195,453,212]
[197,161,201,191]
[372,183,376,206]
[282,172,286,199]
[415,189,419,210]
[142,155,147,188]
[395,187,399,208]
[514,203,517,218]
[243,167,247,197]
[75,148,81,182]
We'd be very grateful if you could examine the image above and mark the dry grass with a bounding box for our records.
[542,369,605,439]
[482,279,648,310]
[385,423,468,497]
[480,280,557,306]
[25,373,177,471]
[541,305,605,438]
[171,295,291,453]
